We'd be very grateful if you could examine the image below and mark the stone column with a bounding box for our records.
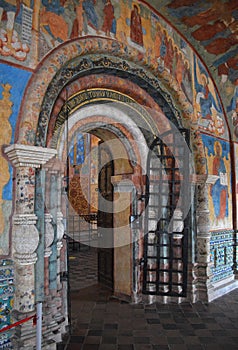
[44,212,54,296]
[44,158,65,290]
[4,144,56,349]
[41,167,60,345]
[43,158,68,343]
[196,180,213,302]
[42,210,60,346]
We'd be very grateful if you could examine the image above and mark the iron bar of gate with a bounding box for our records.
[67,214,98,250]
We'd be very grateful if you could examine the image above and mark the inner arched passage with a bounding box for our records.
[34,62,197,302]
[46,82,194,301]
[58,103,148,237]
[57,106,148,297]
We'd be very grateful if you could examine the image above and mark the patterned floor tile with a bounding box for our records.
[57,247,238,350]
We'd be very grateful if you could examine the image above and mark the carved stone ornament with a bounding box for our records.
[13,214,39,257]
[197,183,211,235]
[197,238,210,263]
[56,211,64,250]
[44,213,55,257]
[197,211,210,235]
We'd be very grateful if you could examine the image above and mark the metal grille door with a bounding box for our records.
[143,129,190,297]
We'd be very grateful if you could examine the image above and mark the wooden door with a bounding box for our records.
[97,141,114,289]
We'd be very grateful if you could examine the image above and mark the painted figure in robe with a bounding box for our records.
[210,141,228,224]
[41,0,68,45]
[130,4,143,46]
[102,0,115,36]
[194,58,221,120]
[82,0,98,33]
[227,78,238,137]
[71,0,85,38]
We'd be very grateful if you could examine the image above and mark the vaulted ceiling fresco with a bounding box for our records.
[151,0,238,82]
[150,0,238,107]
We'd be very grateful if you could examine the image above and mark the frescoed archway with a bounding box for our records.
[1,1,238,349]
[8,40,208,308]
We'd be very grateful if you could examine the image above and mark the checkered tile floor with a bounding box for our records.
[59,247,238,350]
[68,244,98,291]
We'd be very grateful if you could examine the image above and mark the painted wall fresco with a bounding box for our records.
[37,0,195,85]
[0,0,37,67]
[202,134,232,231]
[165,0,238,84]
[193,55,228,139]
[68,132,100,216]
[2,0,237,93]
[234,143,238,225]
[0,1,233,140]
[68,133,99,215]
[0,63,31,256]
[227,78,238,139]
[90,134,99,213]
[163,0,238,138]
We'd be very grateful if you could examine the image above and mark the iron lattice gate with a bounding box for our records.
[143,129,190,297]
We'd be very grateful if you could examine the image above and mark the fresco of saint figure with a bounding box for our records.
[82,0,99,34]
[130,4,143,46]
[41,0,68,46]
[210,141,228,225]
[227,78,238,138]
[102,0,115,36]
[194,57,222,121]
[71,0,84,38]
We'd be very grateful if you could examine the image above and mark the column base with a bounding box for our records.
[207,276,238,302]
[11,310,36,350]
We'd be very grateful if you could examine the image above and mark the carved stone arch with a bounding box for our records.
[35,54,187,146]
[34,51,207,171]
[16,38,191,136]
[15,40,213,301]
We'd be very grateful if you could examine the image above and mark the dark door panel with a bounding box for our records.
[98,141,114,290]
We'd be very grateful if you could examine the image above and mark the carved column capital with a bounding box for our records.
[4,143,57,168]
